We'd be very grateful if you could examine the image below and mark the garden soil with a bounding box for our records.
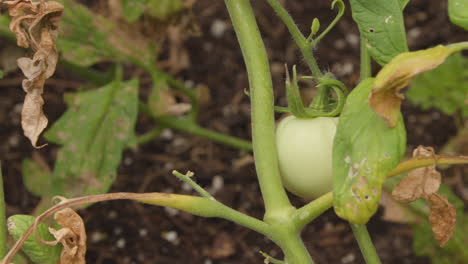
[0,0,467,263]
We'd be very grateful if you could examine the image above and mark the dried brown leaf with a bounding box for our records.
[392,146,441,202]
[379,190,419,223]
[428,193,457,247]
[21,92,48,148]
[49,208,87,264]
[4,0,63,147]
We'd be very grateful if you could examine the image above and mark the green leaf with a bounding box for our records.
[310,18,320,36]
[57,0,155,67]
[398,0,410,10]
[333,78,406,224]
[44,79,139,196]
[407,53,468,116]
[7,215,61,264]
[21,158,52,197]
[120,0,149,23]
[146,0,184,20]
[349,0,408,65]
[448,0,468,30]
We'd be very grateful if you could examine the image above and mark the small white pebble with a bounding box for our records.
[162,231,179,245]
[160,129,173,140]
[123,156,133,166]
[116,238,126,248]
[90,231,106,243]
[114,227,123,235]
[164,207,179,217]
[204,260,213,264]
[334,39,346,49]
[184,80,195,89]
[211,19,227,38]
[210,175,224,194]
[341,253,355,264]
[139,228,148,237]
[108,211,117,219]
[345,34,359,47]
[182,182,192,191]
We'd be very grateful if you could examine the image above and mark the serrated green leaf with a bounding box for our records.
[21,158,52,197]
[146,0,184,20]
[44,79,139,196]
[407,53,468,116]
[349,0,408,65]
[120,0,149,23]
[7,215,61,264]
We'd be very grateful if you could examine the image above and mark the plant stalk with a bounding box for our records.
[360,32,372,80]
[350,224,382,264]
[224,0,293,219]
[265,0,322,78]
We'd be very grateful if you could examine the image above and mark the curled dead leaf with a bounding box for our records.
[4,0,63,147]
[392,146,441,202]
[370,45,463,127]
[49,208,87,264]
[391,146,457,247]
[428,193,456,247]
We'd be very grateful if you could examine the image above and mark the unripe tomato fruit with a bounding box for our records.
[275,116,338,200]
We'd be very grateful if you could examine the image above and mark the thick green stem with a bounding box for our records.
[278,230,315,264]
[293,192,333,231]
[0,164,6,258]
[360,33,372,80]
[224,0,293,219]
[350,224,382,264]
[265,0,322,78]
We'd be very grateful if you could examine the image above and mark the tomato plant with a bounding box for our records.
[276,116,338,199]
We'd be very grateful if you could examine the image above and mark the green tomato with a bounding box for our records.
[276,115,338,200]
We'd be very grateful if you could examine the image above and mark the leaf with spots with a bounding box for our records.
[56,0,155,67]
[333,78,406,224]
[7,215,61,264]
[349,0,408,65]
[44,79,139,196]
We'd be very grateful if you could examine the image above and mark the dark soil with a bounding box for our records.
[0,0,467,263]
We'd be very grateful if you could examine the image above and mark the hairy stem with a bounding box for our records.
[265,0,322,78]
[224,0,293,218]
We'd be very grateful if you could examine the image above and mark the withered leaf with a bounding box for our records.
[49,208,86,264]
[428,193,457,247]
[370,45,465,127]
[392,146,441,202]
[392,166,441,202]
[4,0,63,147]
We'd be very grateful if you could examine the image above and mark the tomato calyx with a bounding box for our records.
[279,65,348,118]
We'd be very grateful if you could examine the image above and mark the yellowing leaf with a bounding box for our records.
[371,44,468,127]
